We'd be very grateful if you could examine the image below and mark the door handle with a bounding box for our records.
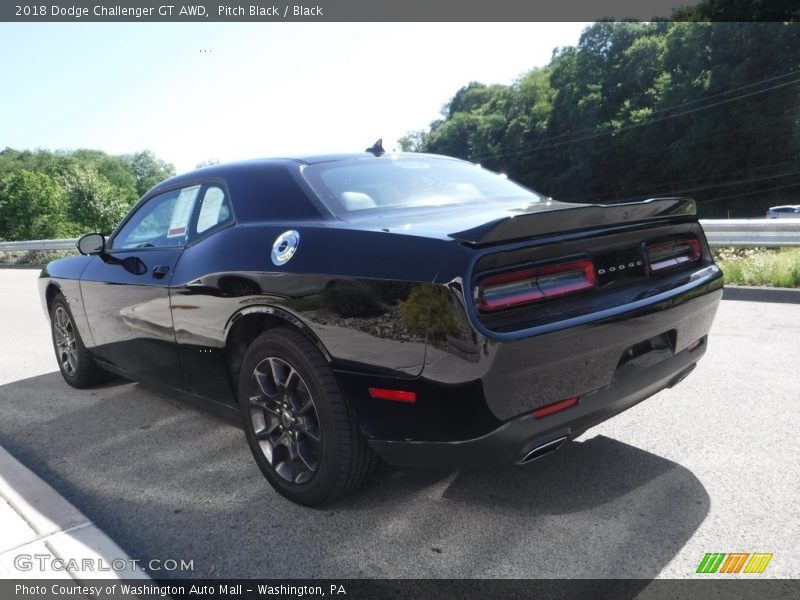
[152,265,170,279]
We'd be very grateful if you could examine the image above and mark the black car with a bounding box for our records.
[40,147,723,505]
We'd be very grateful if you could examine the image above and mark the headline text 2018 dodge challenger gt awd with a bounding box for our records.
[39,147,723,505]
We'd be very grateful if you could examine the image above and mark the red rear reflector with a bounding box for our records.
[479,259,595,311]
[532,396,579,419]
[647,238,701,272]
[368,388,416,403]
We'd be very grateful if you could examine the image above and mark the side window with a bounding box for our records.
[111,185,200,250]
[194,185,232,236]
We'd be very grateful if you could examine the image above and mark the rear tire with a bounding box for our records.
[239,328,376,506]
[50,293,104,388]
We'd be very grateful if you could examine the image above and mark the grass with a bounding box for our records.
[713,247,800,287]
[0,249,76,267]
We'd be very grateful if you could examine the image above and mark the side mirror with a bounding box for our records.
[77,233,106,256]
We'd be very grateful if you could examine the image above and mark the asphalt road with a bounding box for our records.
[0,268,797,579]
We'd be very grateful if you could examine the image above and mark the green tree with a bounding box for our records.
[123,150,176,197]
[196,158,220,169]
[406,21,800,217]
[0,170,68,240]
[62,167,133,234]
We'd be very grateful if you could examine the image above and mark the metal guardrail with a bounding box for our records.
[1,220,799,251]
[0,238,79,252]
[700,219,800,248]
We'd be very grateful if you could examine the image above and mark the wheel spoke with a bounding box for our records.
[296,398,314,416]
[268,358,288,392]
[285,368,299,395]
[296,424,320,442]
[274,460,293,482]
[249,394,279,415]
[295,441,318,472]
[254,416,280,439]
[253,367,278,399]
[53,307,78,376]
[59,350,70,371]
[289,377,312,412]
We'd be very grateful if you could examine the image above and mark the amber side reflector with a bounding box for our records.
[532,396,579,419]
[368,388,416,403]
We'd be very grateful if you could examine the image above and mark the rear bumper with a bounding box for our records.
[336,266,722,467]
[369,338,705,469]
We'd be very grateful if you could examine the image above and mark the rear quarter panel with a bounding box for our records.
[169,223,462,401]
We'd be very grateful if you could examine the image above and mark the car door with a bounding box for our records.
[167,183,239,403]
[80,184,203,389]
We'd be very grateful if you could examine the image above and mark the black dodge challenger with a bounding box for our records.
[39,148,723,505]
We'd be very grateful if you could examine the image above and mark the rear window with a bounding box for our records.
[301,156,542,217]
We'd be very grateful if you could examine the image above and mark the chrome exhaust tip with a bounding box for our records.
[668,363,697,388]
[517,436,568,465]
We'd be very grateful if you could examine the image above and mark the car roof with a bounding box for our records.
[769,205,800,210]
[195,151,462,171]
[152,152,464,193]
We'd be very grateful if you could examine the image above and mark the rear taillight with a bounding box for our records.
[646,238,701,273]
[478,259,596,311]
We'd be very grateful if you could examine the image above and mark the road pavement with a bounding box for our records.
[0,268,797,579]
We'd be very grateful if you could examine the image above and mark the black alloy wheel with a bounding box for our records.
[239,328,377,506]
[50,293,104,388]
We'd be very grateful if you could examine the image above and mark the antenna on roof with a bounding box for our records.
[365,138,385,157]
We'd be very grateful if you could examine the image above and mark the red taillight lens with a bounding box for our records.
[647,238,701,272]
[479,259,595,311]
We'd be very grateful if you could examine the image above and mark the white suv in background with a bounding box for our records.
[766,205,800,218]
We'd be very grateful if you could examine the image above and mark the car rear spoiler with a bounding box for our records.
[449,197,697,246]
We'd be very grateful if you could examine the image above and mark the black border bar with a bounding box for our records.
[0,0,739,23]
[3,579,799,600]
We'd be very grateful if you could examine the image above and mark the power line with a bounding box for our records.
[475,74,800,162]
[472,70,800,161]
[695,180,800,205]
[558,157,800,204]
[532,110,800,194]
[645,167,800,198]
[556,164,800,205]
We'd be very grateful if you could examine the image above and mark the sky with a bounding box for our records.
[0,23,588,174]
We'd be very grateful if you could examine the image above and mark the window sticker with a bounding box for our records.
[167,185,200,237]
[196,187,225,233]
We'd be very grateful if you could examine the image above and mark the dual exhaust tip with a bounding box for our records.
[517,436,569,465]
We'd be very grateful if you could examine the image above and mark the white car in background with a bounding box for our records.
[766,205,800,218]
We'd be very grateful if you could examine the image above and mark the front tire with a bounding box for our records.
[50,293,103,388]
[239,328,376,506]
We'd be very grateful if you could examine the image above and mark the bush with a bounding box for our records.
[713,247,800,287]
[400,285,457,340]
[0,170,70,240]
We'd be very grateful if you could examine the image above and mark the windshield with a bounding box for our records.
[301,156,542,217]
